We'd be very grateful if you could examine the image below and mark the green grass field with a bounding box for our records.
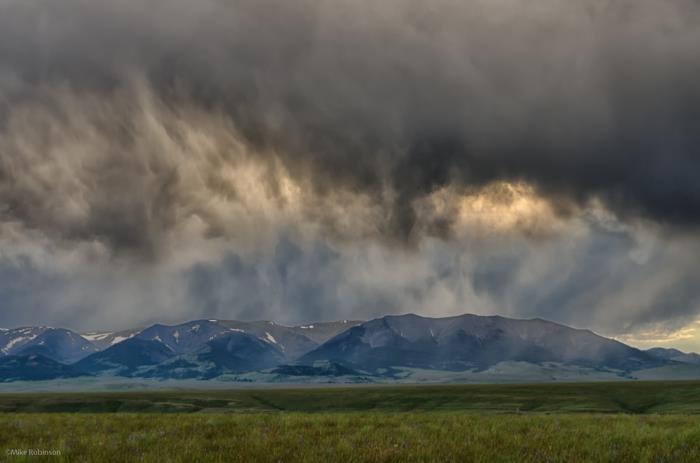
[2,381,700,462]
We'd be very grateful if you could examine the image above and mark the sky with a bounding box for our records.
[0,0,699,351]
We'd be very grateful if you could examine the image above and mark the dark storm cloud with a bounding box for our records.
[1,0,700,256]
[1,0,700,343]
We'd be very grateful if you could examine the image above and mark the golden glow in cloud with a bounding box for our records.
[614,319,700,351]
[457,182,560,233]
[417,181,562,237]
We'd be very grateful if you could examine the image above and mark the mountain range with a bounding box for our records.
[0,314,698,383]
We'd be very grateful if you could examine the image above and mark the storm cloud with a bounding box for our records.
[0,0,699,345]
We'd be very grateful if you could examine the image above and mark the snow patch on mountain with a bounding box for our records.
[81,332,113,342]
[2,335,37,353]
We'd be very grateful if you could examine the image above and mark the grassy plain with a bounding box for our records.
[1,381,700,462]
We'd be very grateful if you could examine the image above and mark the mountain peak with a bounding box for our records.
[2,313,699,383]
[301,312,663,373]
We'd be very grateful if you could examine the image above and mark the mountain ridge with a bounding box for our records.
[300,313,659,372]
[1,313,698,383]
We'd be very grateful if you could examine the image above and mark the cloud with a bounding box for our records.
[2,200,698,345]
[1,0,700,248]
[0,0,699,340]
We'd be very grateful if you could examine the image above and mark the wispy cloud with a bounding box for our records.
[0,0,698,341]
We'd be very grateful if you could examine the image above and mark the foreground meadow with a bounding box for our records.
[1,412,700,462]
[2,382,700,462]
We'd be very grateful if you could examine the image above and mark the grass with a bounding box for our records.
[3,380,700,413]
[1,381,700,461]
[2,413,700,462]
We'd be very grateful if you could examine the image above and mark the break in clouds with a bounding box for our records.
[0,0,699,345]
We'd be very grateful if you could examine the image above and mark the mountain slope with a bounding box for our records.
[135,320,230,354]
[284,320,363,345]
[133,319,313,360]
[75,338,175,376]
[215,321,319,360]
[0,327,51,355]
[80,329,140,350]
[133,319,362,361]
[646,347,700,366]
[0,355,86,381]
[139,331,286,379]
[15,328,99,363]
[301,314,661,372]
[1,327,98,363]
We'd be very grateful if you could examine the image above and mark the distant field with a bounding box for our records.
[3,380,700,413]
[2,382,700,462]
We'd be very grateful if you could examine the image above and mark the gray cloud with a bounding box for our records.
[1,211,698,343]
[0,0,699,341]
[1,0,700,249]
